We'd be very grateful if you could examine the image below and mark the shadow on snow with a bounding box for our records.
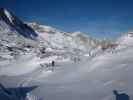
[0,83,37,100]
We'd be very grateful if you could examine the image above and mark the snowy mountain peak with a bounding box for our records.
[0,8,14,25]
[28,22,60,34]
[3,8,13,23]
[71,31,84,36]
[0,8,38,39]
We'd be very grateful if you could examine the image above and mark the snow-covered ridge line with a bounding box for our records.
[0,8,38,39]
[29,22,117,53]
[3,9,13,23]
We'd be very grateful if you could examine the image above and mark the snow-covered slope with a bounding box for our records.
[0,8,38,39]
[0,32,133,100]
[0,8,41,62]
[117,32,133,48]
[0,8,119,63]
[0,8,117,64]
[31,44,133,100]
[1,8,131,100]
[29,22,99,51]
[29,22,115,55]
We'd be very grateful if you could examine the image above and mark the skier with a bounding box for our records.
[52,61,55,67]
[113,90,130,100]
[51,61,55,71]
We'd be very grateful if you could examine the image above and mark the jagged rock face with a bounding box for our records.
[0,8,38,39]
[0,8,40,60]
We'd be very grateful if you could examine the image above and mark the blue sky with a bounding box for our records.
[1,0,133,39]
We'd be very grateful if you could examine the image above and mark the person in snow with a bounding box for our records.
[51,61,55,71]
[52,61,55,67]
[113,90,130,100]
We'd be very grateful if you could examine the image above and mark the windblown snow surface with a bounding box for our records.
[0,33,133,100]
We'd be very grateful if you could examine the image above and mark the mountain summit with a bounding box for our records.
[0,8,38,39]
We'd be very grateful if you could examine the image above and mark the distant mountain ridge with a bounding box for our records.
[29,22,113,52]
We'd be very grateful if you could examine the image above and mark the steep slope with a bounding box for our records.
[29,22,115,56]
[0,8,40,61]
[0,8,38,39]
[29,23,98,50]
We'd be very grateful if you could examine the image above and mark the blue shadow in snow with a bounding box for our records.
[113,90,130,100]
[0,83,38,100]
